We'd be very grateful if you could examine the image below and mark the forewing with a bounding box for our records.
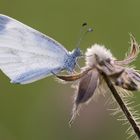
[0,14,68,84]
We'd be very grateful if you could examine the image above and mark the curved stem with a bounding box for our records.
[102,72,140,139]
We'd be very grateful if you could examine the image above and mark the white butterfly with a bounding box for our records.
[0,14,81,84]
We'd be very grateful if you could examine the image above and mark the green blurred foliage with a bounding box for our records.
[0,0,140,140]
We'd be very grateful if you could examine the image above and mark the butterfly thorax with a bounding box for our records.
[64,48,81,72]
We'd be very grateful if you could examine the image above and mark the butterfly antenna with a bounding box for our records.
[74,23,93,70]
[76,22,93,49]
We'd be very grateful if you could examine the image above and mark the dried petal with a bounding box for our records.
[70,68,99,124]
[75,68,99,104]
[55,67,93,81]
[115,69,138,91]
[115,34,140,65]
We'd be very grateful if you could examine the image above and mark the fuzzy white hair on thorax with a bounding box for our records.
[85,44,115,67]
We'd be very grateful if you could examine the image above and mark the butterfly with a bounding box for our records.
[0,14,82,84]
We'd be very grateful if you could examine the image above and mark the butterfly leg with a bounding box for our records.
[76,62,81,70]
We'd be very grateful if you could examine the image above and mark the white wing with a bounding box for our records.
[0,14,68,84]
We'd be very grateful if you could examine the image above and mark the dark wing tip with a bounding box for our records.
[0,14,10,31]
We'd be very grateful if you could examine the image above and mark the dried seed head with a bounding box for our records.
[56,35,140,138]
[85,44,115,67]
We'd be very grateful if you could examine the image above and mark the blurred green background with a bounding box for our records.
[0,0,140,140]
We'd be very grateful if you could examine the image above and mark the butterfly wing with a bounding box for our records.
[0,14,68,84]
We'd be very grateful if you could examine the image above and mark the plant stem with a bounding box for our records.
[102,72,140,139]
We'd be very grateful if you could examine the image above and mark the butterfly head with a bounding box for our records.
[72,48,82,58]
